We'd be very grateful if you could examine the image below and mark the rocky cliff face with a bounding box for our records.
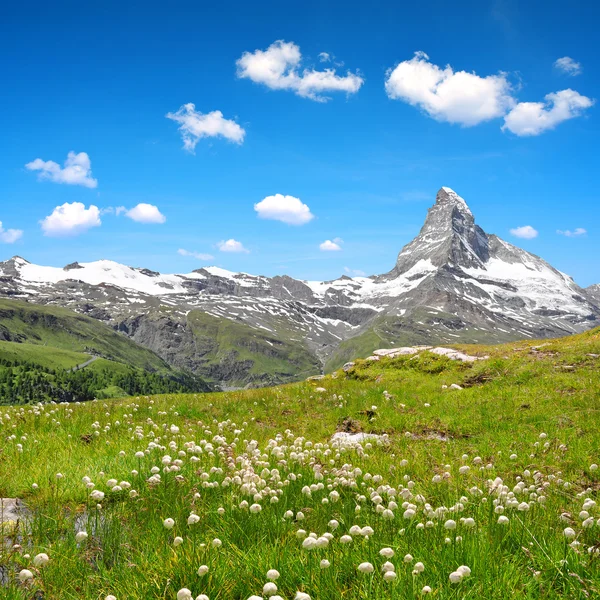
[1,187,598,387]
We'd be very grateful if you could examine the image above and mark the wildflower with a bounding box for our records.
[294,593,311,600]
[591,464,599,472]
[188,513,200,525]
[382,509,395,520]
[177,590,193,600]
[497,515,510,525]
[263,583,278,596]
[449,571,463,583]
[382,561,395,572]
[383,571,397,581]
[444,519,457,530]
[163,518,175,529]
[379,547,394,558]
[414,562,425,573]
[302,537,317,550]
[328,519,339,530]
[196,596,209,600]
[106,597,117,600]
[174,536,184,546]
[358,562,374,573]
[75,531,88,543]
[250,503,262,514]
[198,565,209,576]
[90,490,105,501]
[422,586,432,594]
[212,538,222,548]
[563,527,577,539]
[404,554,413,563]
[296,529,307,539]
[457,565,471,577]
[18,569,34,582]
[340,535,352,543]
[266,570,280,580]
[320,559,330,568]
[33,553,49,567]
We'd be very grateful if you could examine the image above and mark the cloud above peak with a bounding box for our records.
[0,221,23,244]
[385,51,514,126]
[166,103,245,152]
[502,89,594,136]
[320,237,343,251]
[217,239,249,253]
[25,151,97,188]
[254,194,314,225]
[41,202,101,237]
[557,228,587,237]
[510,225,538,240]
[236,40,363,102]
[122,203,166,224]
[554,56,582,76]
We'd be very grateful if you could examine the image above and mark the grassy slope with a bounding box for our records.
[0,298,170,372]
[187,310,320,385]
[0,339,89,370]
[1,327,599,598]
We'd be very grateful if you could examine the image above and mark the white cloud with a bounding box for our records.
[25,151,98,188]
[41,202,101,237]
[502,89,594,136]
[166,103,245,152]
[178,248,214,260]
[217,239,249,253]
[236,40,363,102]
[124,203,166,224]
[254,194,314,225]
[554,57,582,76]
[557,228,587,237]
[385,51,514,126]
[344,266,366,276]
[318,52,331,63]
[320,238,343,251]
[0,222,23,244]
[510,225,538,239]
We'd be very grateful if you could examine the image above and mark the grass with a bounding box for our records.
[1,327,599,599]
[0,340,89,370]
[0,298,170,372]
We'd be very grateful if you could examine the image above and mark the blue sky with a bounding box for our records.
[1,0,599,285]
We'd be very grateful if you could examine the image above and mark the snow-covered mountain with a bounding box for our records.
[1,187,598,386]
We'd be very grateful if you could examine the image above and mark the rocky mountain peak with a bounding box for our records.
[391,186,488,276]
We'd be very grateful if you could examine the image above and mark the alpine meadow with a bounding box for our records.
[1,1,600,599]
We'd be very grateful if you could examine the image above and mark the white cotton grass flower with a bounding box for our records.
[357,562,374,573]
[340,535,352,543]
[497,515,510,525]
[294,593,311,600]
[177,590,193,600]
[173,536,184,546]
[212,538,222,547]
[320,559,330,569]
[163,518,175,529]
[422,586,432,594]
[187,513,200,525]
[444,519,457,530]
[457,565,471,577]
[379,547,394,558]
[247,596,263,600]
[382,561,395,572]
[263,582,278,596]
[75,531,88,543]
[383,571,397,581]
[564,527,577,539]
[414,562,425,573]
[404,553,413,563]
[18,569,34,582]
[105,596,117,600]
[266,569,280,580]
[449,571,463,583]
[198,565,209,576]
[196,595,209,600]
[33,553,49,567]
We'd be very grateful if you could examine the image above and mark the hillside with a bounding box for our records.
[1,187,598,389]
[1,328,599,598]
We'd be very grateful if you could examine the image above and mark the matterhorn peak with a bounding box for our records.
[435,186,472,214]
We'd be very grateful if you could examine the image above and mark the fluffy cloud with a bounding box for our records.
[254,194,314,225]
[385,51,514,126]
[123,203,166,224]
[502,89,594,136]
[236,40,363,102]
[178,248,214,260]
[217,239,249,253]
[510,225,538,239]
[554,57,582,76]
[557,228,587,237]
[25,151,98,188]
[320,237,343,251]
[166,103,245,152]
[0,222,23,243]
[41,202,101,237]
[318,52,331,63]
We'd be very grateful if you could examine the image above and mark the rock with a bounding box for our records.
[315,387,327,393]
[430,347,488,362]
[365,355,380,362]
[342,361,356,372]
[441,384,448,389]
[306,374,325,381]
[373,347,419,357]
[449,383,463,390]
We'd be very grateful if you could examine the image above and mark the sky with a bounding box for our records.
[1,0,599,286]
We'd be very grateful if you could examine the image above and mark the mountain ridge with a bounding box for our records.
[1,187,598,387]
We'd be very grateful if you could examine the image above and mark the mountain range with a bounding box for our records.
[1,187,598,388]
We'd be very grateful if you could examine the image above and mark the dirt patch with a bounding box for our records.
[336,416,362,434]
